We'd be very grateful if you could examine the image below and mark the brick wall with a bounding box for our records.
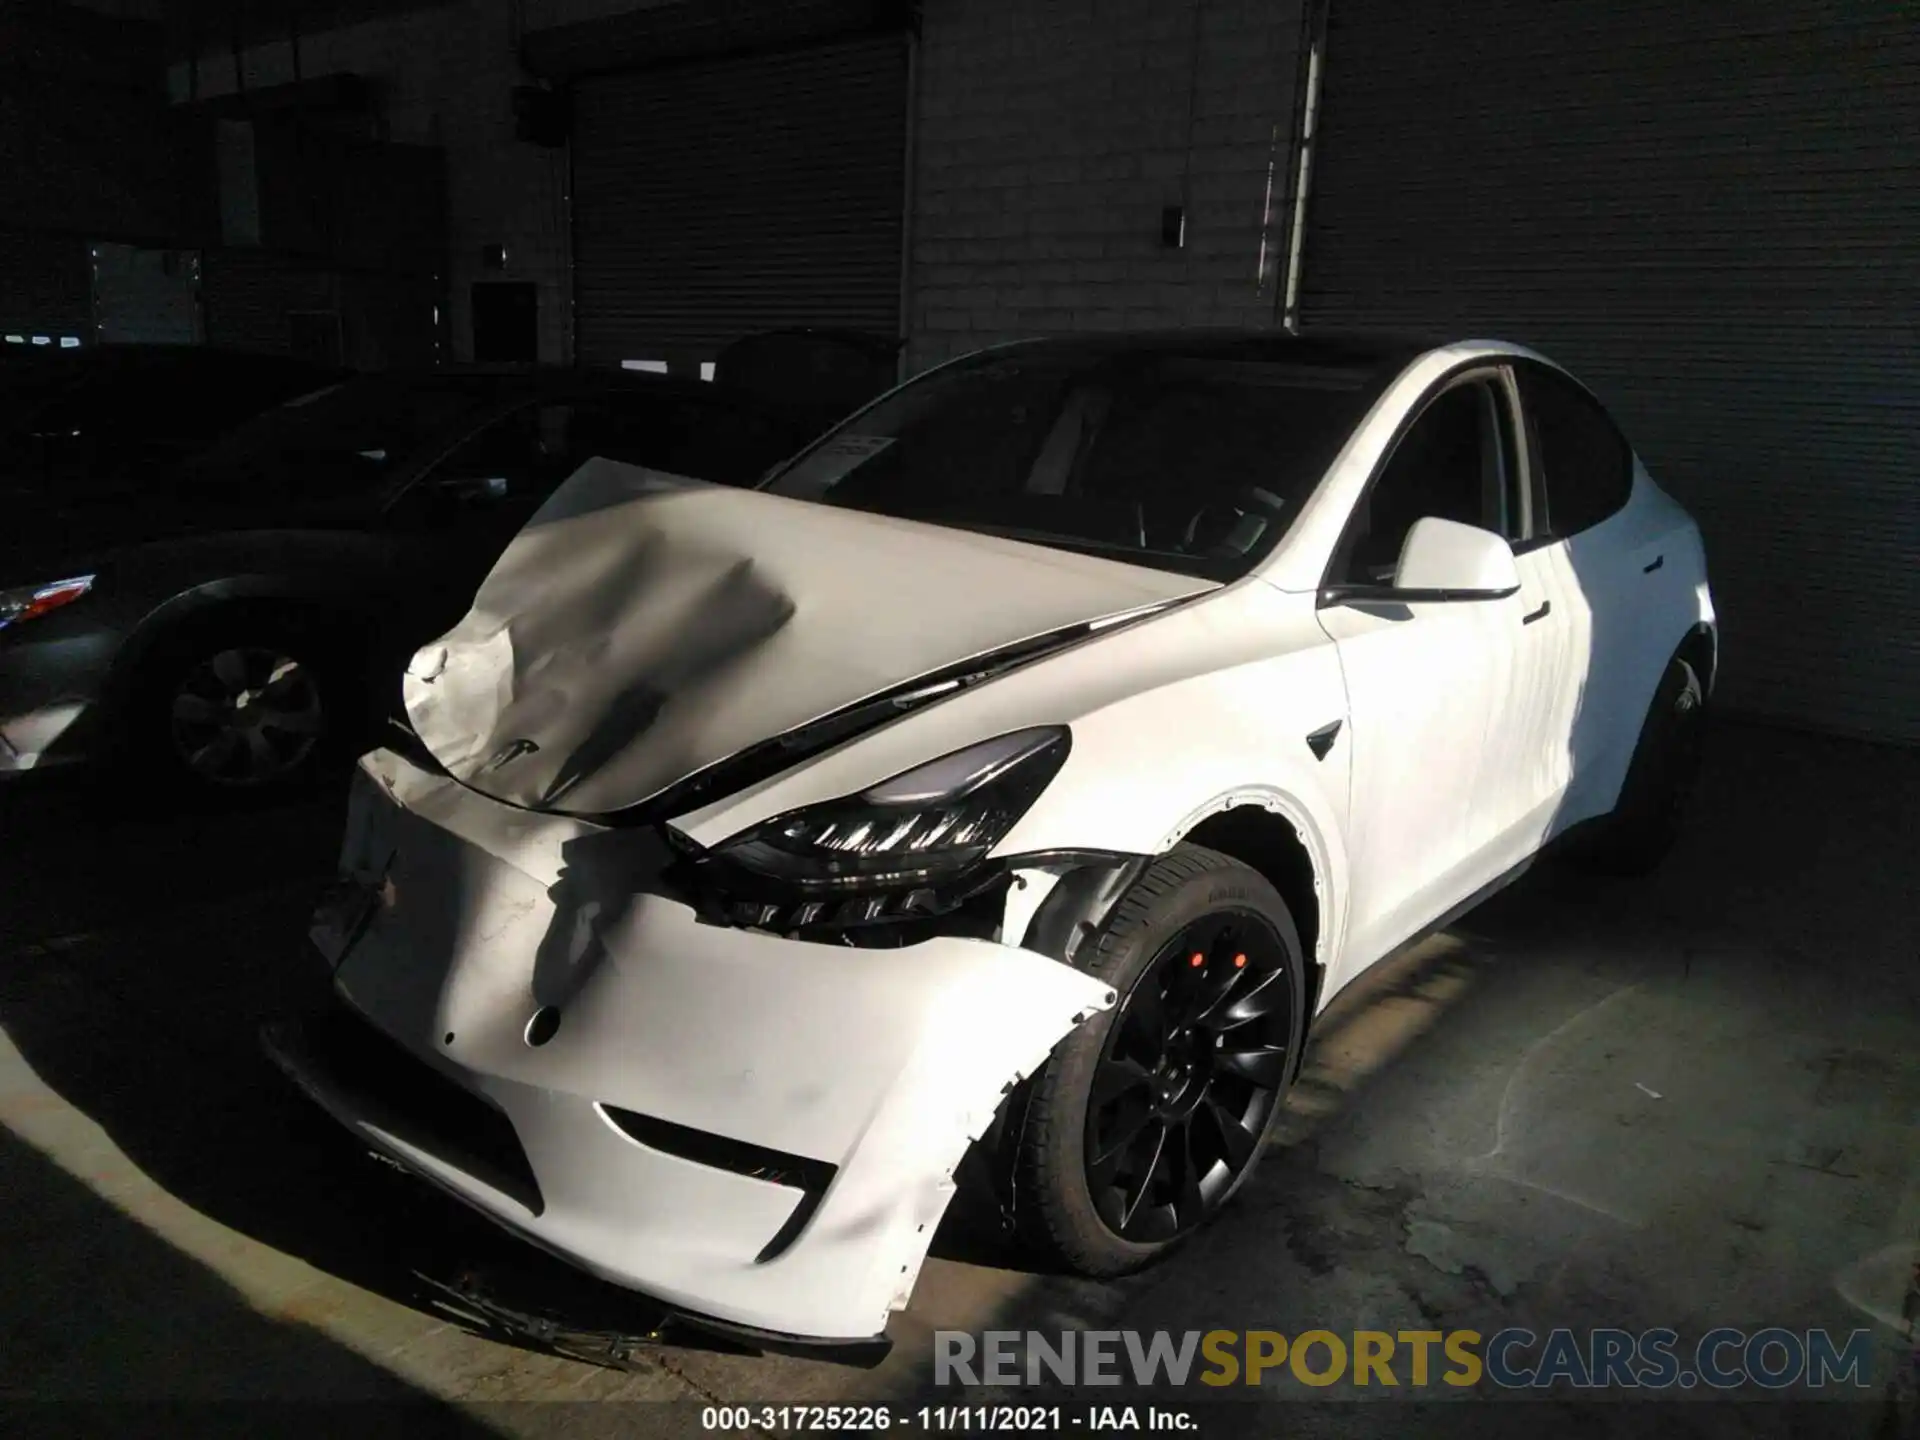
[170,0,1307,370]
[907,0,1306,375]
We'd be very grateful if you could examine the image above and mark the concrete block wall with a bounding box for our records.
[907,0,1306,375]
[168,1,573,365]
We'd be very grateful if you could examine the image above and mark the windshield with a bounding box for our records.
[760,346,1382,579]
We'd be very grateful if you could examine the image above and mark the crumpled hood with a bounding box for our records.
[403,459,1214,815]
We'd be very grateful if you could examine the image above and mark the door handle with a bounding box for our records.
[1522,600,1552,625]
[1642,554,1665,574]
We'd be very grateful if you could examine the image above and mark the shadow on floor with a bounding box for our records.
[0,766,346,950]
[0,1125,498,1436]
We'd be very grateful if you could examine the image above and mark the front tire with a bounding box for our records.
[1013,845,1306,1276]
[126,614,361,799]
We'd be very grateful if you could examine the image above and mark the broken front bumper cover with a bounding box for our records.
[267,754,1114,1344]
[262,1010,875,1362]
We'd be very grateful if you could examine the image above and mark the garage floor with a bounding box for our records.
[1,720,1914,1437]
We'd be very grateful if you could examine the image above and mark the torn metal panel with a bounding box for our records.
[402,460,1212,816]
[285,753,1112,1342]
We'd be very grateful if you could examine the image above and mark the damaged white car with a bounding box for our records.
[266,333,1716,1347]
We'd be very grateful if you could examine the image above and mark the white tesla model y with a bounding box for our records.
[268,333,1715,1349]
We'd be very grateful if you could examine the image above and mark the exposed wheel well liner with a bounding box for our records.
[106,593,371,711]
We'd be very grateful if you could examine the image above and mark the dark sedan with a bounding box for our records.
[0,366,811,793]
[2,343,348,496]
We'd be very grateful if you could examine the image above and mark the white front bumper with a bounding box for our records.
[276,752,1112,1342]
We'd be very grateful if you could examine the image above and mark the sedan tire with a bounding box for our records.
[1012,844,1307,1277]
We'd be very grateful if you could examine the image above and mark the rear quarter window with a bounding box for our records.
[1520,365,1633,536]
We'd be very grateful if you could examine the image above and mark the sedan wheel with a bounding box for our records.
[169,646,327,788]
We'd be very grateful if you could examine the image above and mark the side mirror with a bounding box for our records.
[1391,517,1521,599]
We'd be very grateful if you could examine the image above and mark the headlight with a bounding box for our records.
[689,727,1071,913]
[0,575,94,632]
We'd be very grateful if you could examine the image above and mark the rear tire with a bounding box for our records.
[1012,845,1306,1277]
[1577,653,1707,876]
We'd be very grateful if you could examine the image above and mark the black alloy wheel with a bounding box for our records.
[1085,909,1296,1241]
[1011,844,1307,1276]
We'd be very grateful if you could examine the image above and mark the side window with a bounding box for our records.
[391,402,577,526]
[434,402,576,495]
[1520,366,1632,537]
[1334,378,1521,586]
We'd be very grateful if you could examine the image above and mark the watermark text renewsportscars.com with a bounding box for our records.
[934,1327,1876,1391]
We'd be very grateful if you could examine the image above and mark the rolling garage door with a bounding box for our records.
[1298,1,1920,742]
[571,34,908,368]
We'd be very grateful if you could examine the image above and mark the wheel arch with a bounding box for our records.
[1678,620,1717,697]
[1175,804,1326,1024]
[1016,785,1338,1041]
[97,576,380,731]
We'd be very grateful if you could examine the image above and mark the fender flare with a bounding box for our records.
[97,575,381,725]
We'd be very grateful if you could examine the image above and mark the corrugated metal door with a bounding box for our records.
[200,250,335,355]
[1299,0,1920,742]
[571,34,908,367]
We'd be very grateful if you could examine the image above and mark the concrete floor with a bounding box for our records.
[1,719,1915,1438]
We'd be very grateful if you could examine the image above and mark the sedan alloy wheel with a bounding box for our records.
[169,646,326,787]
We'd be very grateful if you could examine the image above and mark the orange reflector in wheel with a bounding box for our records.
[1233,953,1247,968]
[1189,952,1205,968]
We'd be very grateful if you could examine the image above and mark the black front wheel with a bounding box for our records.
[1013,845,1307,1276]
